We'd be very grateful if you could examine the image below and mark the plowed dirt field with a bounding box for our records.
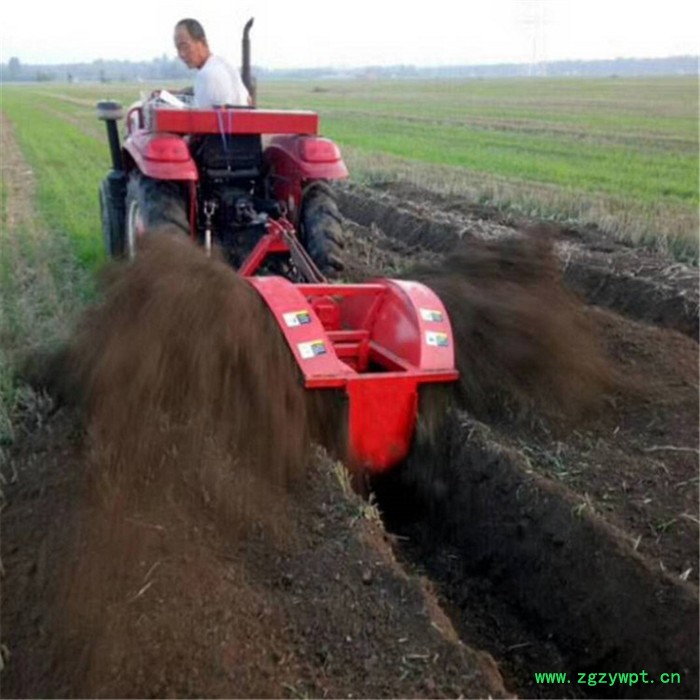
[2,172,698,699]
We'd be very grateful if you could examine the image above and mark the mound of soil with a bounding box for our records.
[1,232,508,698]
[4,180,698,699]
[2,407,510,699]
[67,229,310,503]
[407,229,615,424]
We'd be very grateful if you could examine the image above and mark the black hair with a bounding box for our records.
[175,18,207,43]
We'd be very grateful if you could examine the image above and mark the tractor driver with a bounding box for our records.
[174,18,250,108]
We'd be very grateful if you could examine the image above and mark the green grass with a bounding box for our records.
[1,88,114,269]
[262,77,698,141]
[1,76,697,262]
[315,111,696,203]
[0,97,95,446]
[259,76,699,259]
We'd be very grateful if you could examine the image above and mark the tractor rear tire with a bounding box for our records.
[100,174,126,258]
[125,174,189,258]
[300,184,345,276]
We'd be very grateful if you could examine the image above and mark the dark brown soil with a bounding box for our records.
[2,179,698,700]
[1,406,508,699]
[375,412,699,699]
[406,230,615,424]
[504,307,700,582]
[1,233,507,699]
[337,182,699,698]
[62,230,311,528]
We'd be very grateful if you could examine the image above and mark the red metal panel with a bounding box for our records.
[298,283,386,297]
[149,108,319,135]
[248,276,458,472]
[246,276,352,385]
[343,279,456,371]
[263,136,348,223]
[346,375,419,471]
[124,132,198,181]
[299,137,342,163]
[265,136,349,182]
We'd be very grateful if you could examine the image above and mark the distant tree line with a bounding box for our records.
[1,55,192,84]
[1,54,697,84]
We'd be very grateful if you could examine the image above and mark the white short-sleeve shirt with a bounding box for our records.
[194,55,250,108]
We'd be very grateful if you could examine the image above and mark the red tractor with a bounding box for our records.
[96,19,458,473]
[98,21,345,279]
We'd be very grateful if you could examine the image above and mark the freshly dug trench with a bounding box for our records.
[336,184,465,252]
[337,182,699,341]
[370,228,697,698]
[374,412,699,699]
[564,260,700,341]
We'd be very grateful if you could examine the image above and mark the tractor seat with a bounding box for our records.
[190,134,263,181]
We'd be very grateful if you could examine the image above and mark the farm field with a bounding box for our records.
[2,75,699,261]
[1,78,699,698]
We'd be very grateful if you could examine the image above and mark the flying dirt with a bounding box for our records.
[22,220,617,695]
[406,226,616,423]
[2,17,696,698]
[4,188,698,697]
[67,230,311,518]
[11,222,610,698]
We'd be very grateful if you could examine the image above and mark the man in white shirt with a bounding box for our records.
[174,19,250,108]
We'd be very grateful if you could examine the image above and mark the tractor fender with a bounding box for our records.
[123,132,198,181]
[264,135,348,215]
[265,134,349,181]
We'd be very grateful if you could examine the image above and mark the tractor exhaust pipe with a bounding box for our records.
[96,100,124,171]
[241,17,257,106]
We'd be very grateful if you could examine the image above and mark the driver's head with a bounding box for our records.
[174,19,210,70]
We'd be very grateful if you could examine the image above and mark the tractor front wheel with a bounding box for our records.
[125,174,189,258]
[300,184,345,276]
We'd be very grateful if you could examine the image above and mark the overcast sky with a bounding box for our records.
[1,0,698,68]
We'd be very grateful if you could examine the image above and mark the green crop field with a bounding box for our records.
[262,77,698,260]
[265,78,698,202]
[2,76,698,263]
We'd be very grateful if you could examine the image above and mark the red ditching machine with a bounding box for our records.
[96,19,458,474]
